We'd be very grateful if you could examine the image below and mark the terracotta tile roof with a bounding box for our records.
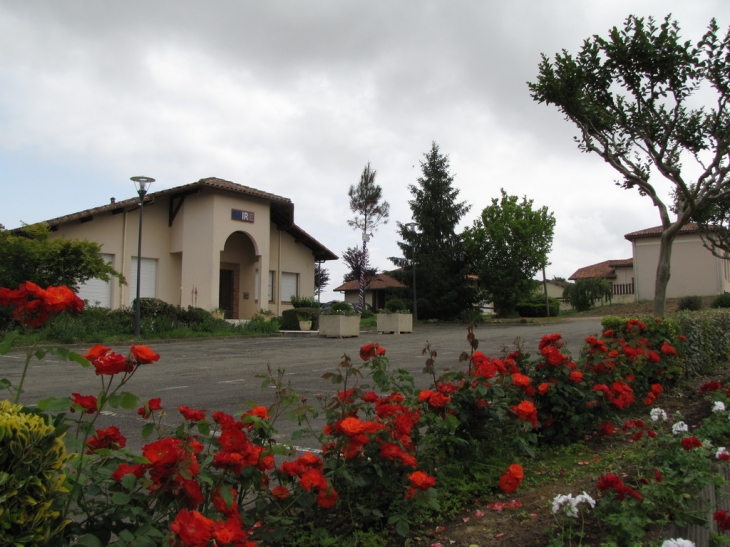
[27,177,337,261]
[569,259,633,280]
[624,223,700,240]
[41,177,292,227]
[333,273,406,292]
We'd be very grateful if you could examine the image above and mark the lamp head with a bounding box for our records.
[131,176,155,195]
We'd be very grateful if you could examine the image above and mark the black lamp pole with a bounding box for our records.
[131,176,155,338]
[405,223,418,321]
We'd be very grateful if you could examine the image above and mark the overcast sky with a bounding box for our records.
[1,2,728,302]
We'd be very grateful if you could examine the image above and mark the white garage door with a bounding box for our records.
[77,253,113,308]
[129,257,157,304]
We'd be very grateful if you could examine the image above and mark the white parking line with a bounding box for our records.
[218,379,247,384]
[157,385,189,391]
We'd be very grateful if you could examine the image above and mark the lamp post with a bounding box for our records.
[131,176,155,338]
[405,223,418,321]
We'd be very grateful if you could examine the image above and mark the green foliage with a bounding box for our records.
[516,294,560,317]
[0,223,123,291]
[0,401,69,546]
[458,308,484,324]
[281,307,319,330]
[390,142,480,320]
[347,162,390,235]
[712,292,730,308]
[384,298,407,313]
[563,279,612,312]
[678,295,703,311]
[528,15,730,316]
[463,189,555,318]
[322,302,358,316]
[289,296,318,309]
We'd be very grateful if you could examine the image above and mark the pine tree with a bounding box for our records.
[391,142,479,320]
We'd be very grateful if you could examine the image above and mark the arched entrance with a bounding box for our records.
[219,231,258,319]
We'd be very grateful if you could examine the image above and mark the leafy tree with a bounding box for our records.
[341,247,377,284]
[0,223,123,291]
[563,278,613,312]
[391,142,480,320]
[529,15,730,316]
[348,162,390,309]
[314,262,330,297]
[463,189,555,318]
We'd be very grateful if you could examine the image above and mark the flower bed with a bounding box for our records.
[2,281,730,546]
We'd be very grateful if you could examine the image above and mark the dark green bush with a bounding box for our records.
[678,295,703,311]
[290,296,318,309]
[384,299,407,312]
[711,293,730,309]
[361,309,375,319]
[459,308,484,323]
[281,308,320,330]
[516,295,560,317]
[132,297,178,319]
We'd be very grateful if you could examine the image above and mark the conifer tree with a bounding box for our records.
[391,142,479,320]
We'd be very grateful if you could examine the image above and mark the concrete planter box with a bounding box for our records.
[377,313,413,334]
[319,315,360,338]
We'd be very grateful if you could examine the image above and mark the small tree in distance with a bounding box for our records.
[529,15,730,317]
[348,163,389,311]
[314,262,329,298]
[463,189,555,318]
[563,278,613,312]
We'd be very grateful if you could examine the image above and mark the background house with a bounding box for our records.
[333,273,406,311]
[625,223,730,301]
[569,258,634,304]
[45,177,337,319]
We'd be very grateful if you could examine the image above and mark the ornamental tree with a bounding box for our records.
[314,262,330,297]
[529,15,730,316]
[463,189,555,318]
[341,246,378,284]
[391,142,480,320]
[348,162,390,310]
[0,223,123,292]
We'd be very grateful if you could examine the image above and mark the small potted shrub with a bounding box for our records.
[296,311,313,331]
[255,308,274,322]
[210,307,226,320]
[377,298,413,334]
[319,301,360,338]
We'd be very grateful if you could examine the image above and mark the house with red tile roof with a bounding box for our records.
[625,223,730,301]
[36,177,337,319]
[333,273,406,311]
[569,222,730,303]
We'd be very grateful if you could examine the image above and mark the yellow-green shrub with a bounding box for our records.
[0,401,68,546]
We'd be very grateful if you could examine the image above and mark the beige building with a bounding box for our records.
[333,273,407,311]
[568,258,635,304]
[44,177,337,319]
[625,223,730,301]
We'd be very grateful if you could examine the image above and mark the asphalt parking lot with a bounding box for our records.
[2,317,603,452]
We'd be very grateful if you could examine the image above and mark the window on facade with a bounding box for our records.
[78,253,114,307]
[129,257,158,304]
[280,272,298,302]
[268,271,275,302]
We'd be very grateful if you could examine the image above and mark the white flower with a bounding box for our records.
[672,421,689,435]
[713,401,726,413]
[650,408,668,422]
[551,492,595,518]
[662,539,695,547]
[573,491,596,509]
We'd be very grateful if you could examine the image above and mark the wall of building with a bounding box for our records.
[51,187,319,319]
[632,233,730,300]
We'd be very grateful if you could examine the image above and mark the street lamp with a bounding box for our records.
[131,176,155,338]
[405,223,418,321]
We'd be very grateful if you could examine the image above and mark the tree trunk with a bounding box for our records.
[653,230,676,317]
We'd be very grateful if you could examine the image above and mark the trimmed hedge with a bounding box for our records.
[281,307,320,330]
[516,296,560,317]
[602,310,730,378]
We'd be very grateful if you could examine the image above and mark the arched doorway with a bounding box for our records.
[220,231,258,319]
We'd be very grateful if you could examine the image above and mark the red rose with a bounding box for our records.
[130,345,160,364]
[112,463,147,482]
[408,471,436,491]
[169,510,214,547]
[86,425,126,453]
[70,393,98,414]
[179,406,206,422]
[271,485,291,499]
[681,436,702,451]
[316,488,339,508]
[569,371,583,383]
[499,473,520,493]
[338,417,365,437]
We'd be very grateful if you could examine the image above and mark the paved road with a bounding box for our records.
[1,318,603,453]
